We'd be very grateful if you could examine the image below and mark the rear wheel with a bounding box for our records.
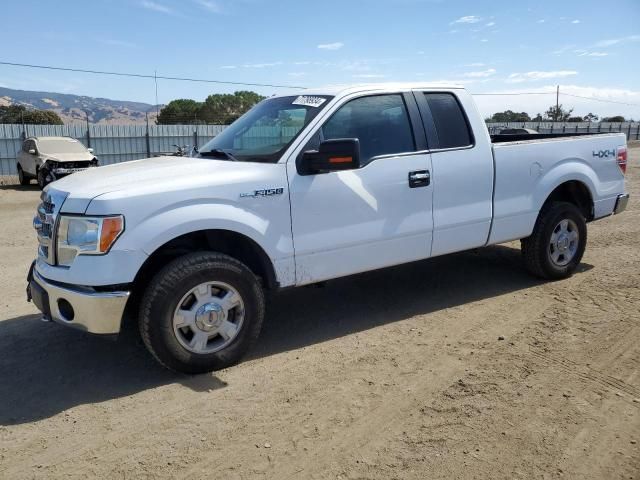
[139,252,265,373]
[521,201,587,279]
[17,165,30,186]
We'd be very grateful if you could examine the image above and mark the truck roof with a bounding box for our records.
[275,82,466,98]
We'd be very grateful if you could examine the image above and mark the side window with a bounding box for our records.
[423,93,472,149]
[321,94,415,163]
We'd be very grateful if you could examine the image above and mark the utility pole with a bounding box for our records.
[154,70,159,118]
[555,85,560,121]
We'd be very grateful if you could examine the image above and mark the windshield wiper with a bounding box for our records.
[199,148,239,162]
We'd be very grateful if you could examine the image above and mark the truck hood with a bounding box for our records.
[49,155,286,214]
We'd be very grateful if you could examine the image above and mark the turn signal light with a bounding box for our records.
[100,217,124,252]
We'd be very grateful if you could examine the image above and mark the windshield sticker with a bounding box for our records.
[292,96,327,108]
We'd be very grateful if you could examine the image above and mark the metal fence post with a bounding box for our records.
[145,113,151,158]
[21,111,27,139]
[85,111,91,148]
[636,124,640,140]
[628,123,632,140]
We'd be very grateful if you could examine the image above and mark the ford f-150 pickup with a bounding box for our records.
[27,84,629,373]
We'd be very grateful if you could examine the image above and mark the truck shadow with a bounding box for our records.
[0,245,592,425]
[253,245,593,359]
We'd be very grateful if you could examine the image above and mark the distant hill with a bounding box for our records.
[0,87,161,125]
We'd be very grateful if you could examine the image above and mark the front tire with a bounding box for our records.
[521,201,587,280]
[139,252,265,373]
[37,168,50,190]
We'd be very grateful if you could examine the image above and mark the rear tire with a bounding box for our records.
[139,252,265,374]
[17,165,30,186]
[521,201,587,280]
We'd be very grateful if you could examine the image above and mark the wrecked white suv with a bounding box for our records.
[17,136,99,189]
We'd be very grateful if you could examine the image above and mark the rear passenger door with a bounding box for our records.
[288,92,434,285]
[414,91,493,256]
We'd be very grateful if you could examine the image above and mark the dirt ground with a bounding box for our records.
[0,148,638,480]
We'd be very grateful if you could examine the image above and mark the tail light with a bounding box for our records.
[617,146,627,175]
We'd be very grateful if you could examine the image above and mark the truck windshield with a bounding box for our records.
[197,95,333,163]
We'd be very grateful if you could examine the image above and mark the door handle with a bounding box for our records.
[408,170,430,188]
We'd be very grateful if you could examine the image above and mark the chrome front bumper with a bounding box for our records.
[27,265,130,335]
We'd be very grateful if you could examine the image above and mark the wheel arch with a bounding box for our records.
[133,228,278,295]
[540,179,594,221]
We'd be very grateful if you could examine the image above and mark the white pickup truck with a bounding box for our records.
[27,84,629,373]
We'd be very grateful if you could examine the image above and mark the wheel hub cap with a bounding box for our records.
[556,233,570,252]
[195,303,225,331]
[172,281,245,354]
[549,218,579,267]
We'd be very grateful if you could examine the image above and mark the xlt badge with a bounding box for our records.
[240,188,284,198]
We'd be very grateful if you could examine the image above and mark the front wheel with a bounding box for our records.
[37,168,50,190]
[139,252,265,373]
[521,201,587,280]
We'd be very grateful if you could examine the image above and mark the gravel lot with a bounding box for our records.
[0,148,638,479]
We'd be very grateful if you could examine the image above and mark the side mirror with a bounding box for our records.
[87,148,94,154]
[28,149,36,155]
[299,139,361,175]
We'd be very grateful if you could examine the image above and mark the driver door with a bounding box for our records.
[287,92,434,285]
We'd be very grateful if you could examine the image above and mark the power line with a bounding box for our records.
[471,92,555,96]
[561,92,640,107]
[0,61,307,90]
[1,60,637,108]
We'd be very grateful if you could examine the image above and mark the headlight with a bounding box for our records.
[56,215,124,266]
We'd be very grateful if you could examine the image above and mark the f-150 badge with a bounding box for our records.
[240,188,284,198]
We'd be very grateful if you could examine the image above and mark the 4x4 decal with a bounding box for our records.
[592,149,616,158]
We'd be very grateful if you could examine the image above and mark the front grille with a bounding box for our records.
[34,190,68,265]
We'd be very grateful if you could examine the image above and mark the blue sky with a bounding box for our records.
[1,0,639,117]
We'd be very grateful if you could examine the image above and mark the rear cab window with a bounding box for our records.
[421,93,474,150]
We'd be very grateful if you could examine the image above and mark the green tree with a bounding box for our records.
[0,105,63,124]
[602,115,625,122]
[544,104,573,121]
[156,91,265,125]
[486,110,531,122]
[583,112,599,122]
[199,91,265,124]
[156,99,201,124]
[567,116,584,122]
[532,113,543,122]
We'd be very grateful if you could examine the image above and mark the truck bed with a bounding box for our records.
[487,132,627,246]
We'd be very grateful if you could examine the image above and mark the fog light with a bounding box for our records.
[57,298,75,321]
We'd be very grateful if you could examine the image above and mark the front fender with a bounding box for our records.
[116,203,296,287]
